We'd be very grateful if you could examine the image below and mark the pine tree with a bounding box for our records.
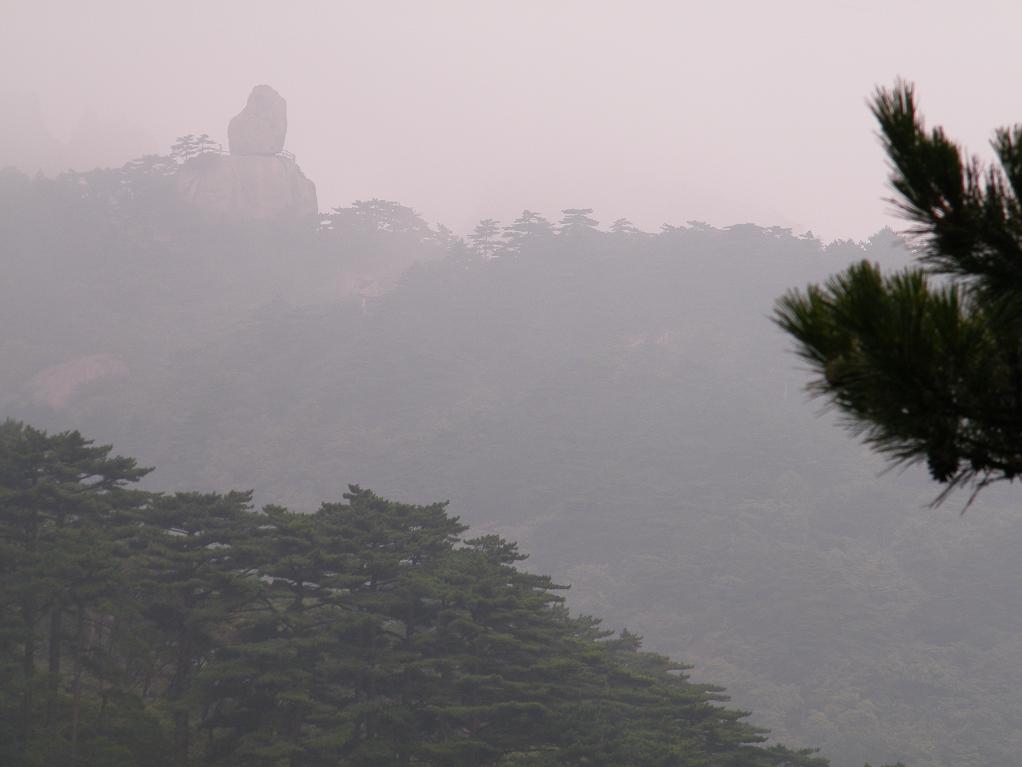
[170,135,200,163]
[134,491,254,767]
[503,210,554,252]
[331,199,436,237]
[609,217,643,235]
[416,534,576,765]
[558,208,600,237]
[177,501,319,764]
[194,134,219,156]
[470,218,503,258]
[0,419,150,766]
[1,424,834,767]
[775,82,1022,501]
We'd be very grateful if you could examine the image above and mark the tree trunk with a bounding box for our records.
[21,595,37,758]
[44,512,67,761]
[70,605,85,767]
[172,632,192,767]
[45,603,63,730]
[174,709,190,767]
[96,612,113,732]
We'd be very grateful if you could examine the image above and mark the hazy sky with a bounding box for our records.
[4,0,1021,240]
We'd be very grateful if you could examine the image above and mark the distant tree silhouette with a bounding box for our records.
[503,209,554,252]
[194,133,218,155]
[123,153,178,178]
[327,199,436,237]
[558,208,600,236]
[169,133,219,163]
[170,135,199,163]
[469,218,502,258]
[610,217,643,235]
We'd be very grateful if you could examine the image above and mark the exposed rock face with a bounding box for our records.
[175,152,317,220]
[228,85,287,156]
[29,354,128,409]
[175,85,317,220]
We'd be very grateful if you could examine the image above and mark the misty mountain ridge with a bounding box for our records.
[4,116,1017,767]
[0,91,157,175]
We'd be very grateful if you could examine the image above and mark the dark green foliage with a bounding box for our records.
[776,83,1022,501]
[0,419,153,767]
[134,491,255,767]
[0,423,826,766]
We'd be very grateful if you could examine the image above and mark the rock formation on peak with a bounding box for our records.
[176,152,318,221]
[228,85,287,156]
[176,85,316,220]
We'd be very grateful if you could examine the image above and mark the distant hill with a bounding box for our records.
[3,164,1019,767]
[0,92,156,175]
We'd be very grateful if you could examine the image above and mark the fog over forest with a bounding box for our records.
[5,4,1022,767]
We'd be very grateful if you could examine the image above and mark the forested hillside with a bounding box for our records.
[3,160,1019,766]
[0,420,829,767]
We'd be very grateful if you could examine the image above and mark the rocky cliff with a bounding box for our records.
[175,85,317,220]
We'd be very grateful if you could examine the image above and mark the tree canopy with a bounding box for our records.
[775,82,1022,502]
[2,137,944,765]
[0,419,829,767]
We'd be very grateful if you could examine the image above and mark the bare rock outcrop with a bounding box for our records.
[228,85,287,156]
[175,85,317,220]
[29,354,128,409]
[175,152,317,220]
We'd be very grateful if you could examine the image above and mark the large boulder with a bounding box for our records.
[176,85,317,220]
[175,153,318,220]
[228,85,287,156]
